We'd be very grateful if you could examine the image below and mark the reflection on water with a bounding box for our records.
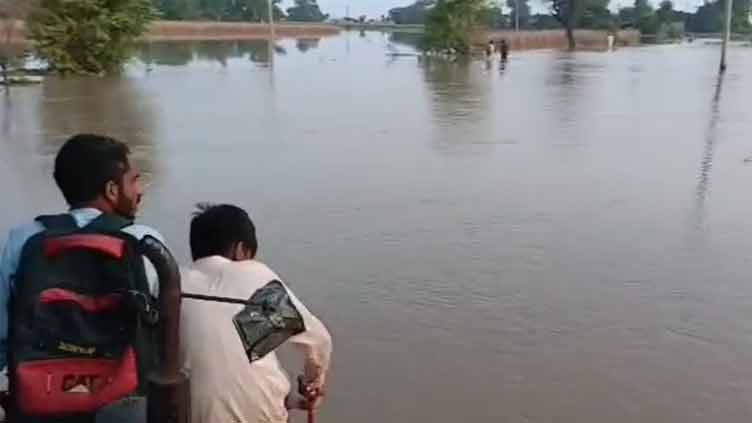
[389,31,423,50]
[38,78,158,177]
[296,38,320,53]
[140,42,194,67]
[544,53,604,131]
[420,57,488,124]
[0,72,159,217]
[419,56,494,151]
[693,73,725,231]
[2,37,752,423]
[138,40,282,68]
[194,41,238,67]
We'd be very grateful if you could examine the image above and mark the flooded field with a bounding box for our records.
[2,32,752,423]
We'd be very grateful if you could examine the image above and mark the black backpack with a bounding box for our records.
[8,213,159,419]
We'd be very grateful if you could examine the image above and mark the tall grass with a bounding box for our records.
[147,21,340,41]
[0,19,25,44]
[481,29,641,50]
[1,20,341,44]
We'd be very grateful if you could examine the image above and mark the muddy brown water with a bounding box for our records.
[2,33,752,422]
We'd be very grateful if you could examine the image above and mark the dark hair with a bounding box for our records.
[190,203,258,261]
[53,134,131,207]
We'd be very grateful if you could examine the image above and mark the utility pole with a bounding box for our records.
[268,0,275,68]
[720,0,733,72]
[268,0,275,37]
[515,0,520,31]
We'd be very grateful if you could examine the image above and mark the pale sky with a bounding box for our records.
[281,0,705,19]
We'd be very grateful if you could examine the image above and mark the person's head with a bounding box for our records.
[190,203,258,261]
[54,134,143,219]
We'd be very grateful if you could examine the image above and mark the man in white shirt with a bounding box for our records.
[180,204,333,423]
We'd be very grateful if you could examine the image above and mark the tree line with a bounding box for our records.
[152,0,328,22]
[0,0,330,77]
[391,0,752,36]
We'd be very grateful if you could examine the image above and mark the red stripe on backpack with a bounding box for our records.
[44,234,126,260]
[39,289,123,313]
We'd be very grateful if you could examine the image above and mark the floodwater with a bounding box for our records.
[2,32,752,423]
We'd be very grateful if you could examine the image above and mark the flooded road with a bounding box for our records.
[2,32,752,422]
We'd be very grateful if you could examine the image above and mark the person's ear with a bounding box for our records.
[232,242,250,261]
[104,180,119,203]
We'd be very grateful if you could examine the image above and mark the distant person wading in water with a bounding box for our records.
[499,39,509,62]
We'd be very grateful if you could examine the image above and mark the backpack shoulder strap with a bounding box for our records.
[35,214,77,231]
[85,213,133,233]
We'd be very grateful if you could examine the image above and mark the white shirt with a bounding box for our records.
[180,256,332,423]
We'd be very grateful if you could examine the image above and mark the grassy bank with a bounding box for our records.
[337,23,425,33]
[2,19,638,50]
[1,20,340,44]
[482,30,641,50]
[1,20,24,44]
[148,21,339,41]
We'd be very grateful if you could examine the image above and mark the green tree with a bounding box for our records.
[686,0,720,33]
[228,0,284,21]
[388,0,434,24]
[530,12,561,28]
[286,0,328,21]
[548,0,614,48]
[617,6,635,26]
[423,0,492,54]
[152,0,284,21]
[198,0,229,20]
[548,0,582,49]
[656,0,674,22]
[634,0,651,19]
[486,4,506,28]
[581,0,613,29]
[28,0,155,74]
[633,0,659,34]
[690,0,752,33]
[731,0,752,32]
[153,0,197,19]
[506,0,531,27]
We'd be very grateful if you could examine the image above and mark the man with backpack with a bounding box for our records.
[0,134,168,422]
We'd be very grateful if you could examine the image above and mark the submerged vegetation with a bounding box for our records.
[27,0,155,74]
[422,0,493,54]
[402,0,751,52]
